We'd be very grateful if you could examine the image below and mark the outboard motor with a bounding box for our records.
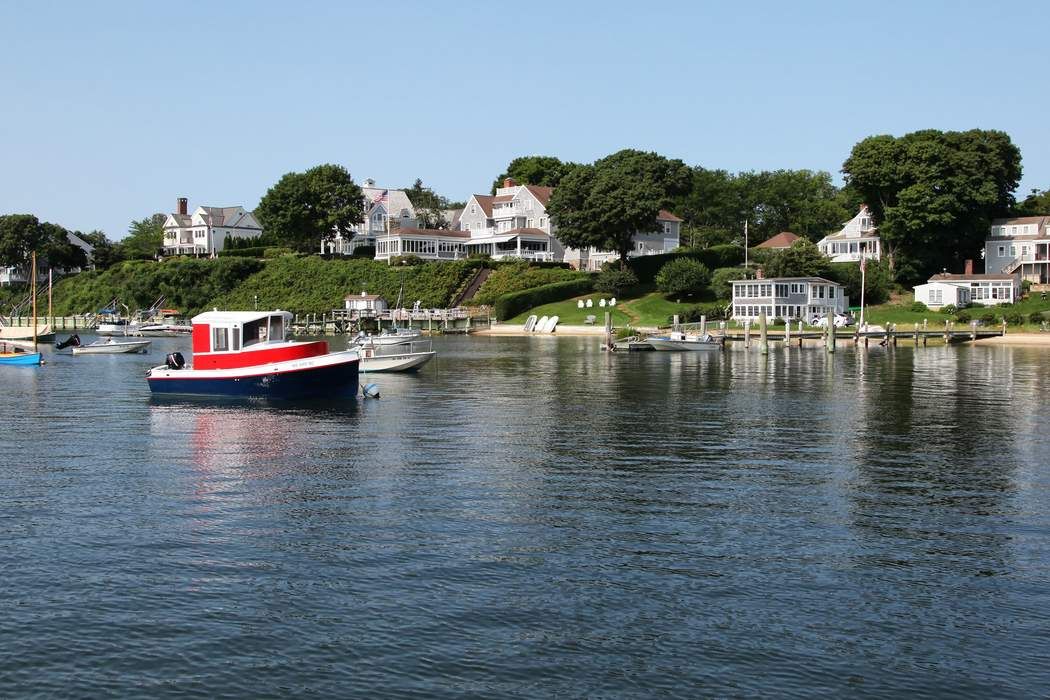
[56,334,80,350]
[165,351,186,370]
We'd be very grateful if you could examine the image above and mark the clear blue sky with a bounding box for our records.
[1,0,1047,240]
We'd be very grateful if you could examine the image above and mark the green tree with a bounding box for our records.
[762,239,832,279]
[594,268,639,296]
[547,149,692,269]
[39,222,88,270]
[1015,188,1050,216]
[843,129,1022,281]
[122,214,165,259]
[257,163,364,251]
[0,214,47,272]
[78,230,124,270]
[711,266,749,300]
[655,258,711,297]
[491,155,579,194]
[405,178,453,229]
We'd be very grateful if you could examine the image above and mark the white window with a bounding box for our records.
[930,289,943,304]
[1010,245,1017,256]
[539,218,546,228]
[470,205,476,214]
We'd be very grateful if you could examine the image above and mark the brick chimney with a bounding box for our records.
[177,197,188,215]
[503,177,516,188]
[964,259,973,275]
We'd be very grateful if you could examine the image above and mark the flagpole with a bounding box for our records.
[744,219,749,275]
[859,256,866,331]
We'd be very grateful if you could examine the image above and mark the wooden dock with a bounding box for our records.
[292,307,491,335]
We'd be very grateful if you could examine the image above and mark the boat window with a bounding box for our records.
[269,315,285,341]
[231,327,241,352]
[243,318,267,346]
[212,327,229,352]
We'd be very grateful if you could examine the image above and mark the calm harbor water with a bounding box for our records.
[2,335,1049,698]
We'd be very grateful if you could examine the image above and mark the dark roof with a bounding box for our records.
[991,216,1048,226]
[524,185,553,206]
[472,195,494,217]
[756,231,800,248]
[504,227,552,238]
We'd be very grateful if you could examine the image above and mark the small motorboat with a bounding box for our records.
[357,339,435,372]
[96,318,141,336]
[647,330,724,351]
[360,327,422,346]
[72,337,152,355]
[134,322,193,337]
[146,310,359,399]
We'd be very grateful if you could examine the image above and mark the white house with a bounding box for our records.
[0,230,95,286]
[925,272,1020,306]
[913,280,972,309]
[326,180,418,255]
[983,215,1050,283]
[566,210,683,271]
[344,292,388,314]
[162,198,263,256]
[731,277,848,322]
[373,177,683,266]
[818,205,881,263]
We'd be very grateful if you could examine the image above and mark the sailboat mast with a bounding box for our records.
[31,252,37,352]
[48,268,53,330]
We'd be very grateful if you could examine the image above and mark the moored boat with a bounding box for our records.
[357,339,435,372]
[146,310,359,399]
[646,331,724,351]
[72,337,152,355]
[0,341,42,366]
[134,322,193,337]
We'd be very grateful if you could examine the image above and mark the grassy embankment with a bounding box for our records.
[507,291,696,328]
[37,256,481,317]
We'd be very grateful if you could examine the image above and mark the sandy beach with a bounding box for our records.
[974,333,1050,347]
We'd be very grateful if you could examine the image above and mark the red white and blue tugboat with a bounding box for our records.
[146,310,359,399]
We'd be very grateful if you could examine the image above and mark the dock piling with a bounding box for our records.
[759,311,769,355]
[826,310,835,353]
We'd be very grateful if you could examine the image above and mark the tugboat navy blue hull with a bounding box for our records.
[148,359,359,400]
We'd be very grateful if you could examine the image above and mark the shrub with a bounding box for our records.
[494,278,595,320]
[1005,311,1025,326]
[980,311,998,325]
[263,247,295,258]
[1029,312,1044,325]
[679,301,728,323]
[711,267,748,300]
[940,304,956,315]
[655,258,711,297]
[594,268,639,296]
[473,261,587,306]
[390,255,424,266]
[1022,279,1033,296]
[910,301,928,313]
[350,245,376,259]
[954,310,971,324]
[218,246,268,258]
[625,244,743,283]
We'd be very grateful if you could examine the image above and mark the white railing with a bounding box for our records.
[1001,256,1023,273]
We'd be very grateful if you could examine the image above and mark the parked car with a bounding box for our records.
[810,313,854,328]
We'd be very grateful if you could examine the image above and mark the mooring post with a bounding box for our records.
[944,320,950,343]
[1002,319,1007,336]
[700,315,707,336]
[826,309,835,353]
[914,323,920,347]
[759,311,769,355]
[785,318,791,344]
[744,320,751,348]
[605,311,612,349]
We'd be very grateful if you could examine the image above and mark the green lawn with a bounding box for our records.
[507,291,699,327]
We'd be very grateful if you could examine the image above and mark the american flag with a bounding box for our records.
[372,190,388,205]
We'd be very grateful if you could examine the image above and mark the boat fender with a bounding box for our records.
[362,383,380,398]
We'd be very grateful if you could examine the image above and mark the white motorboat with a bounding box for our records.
[646,331,724,351]
[353,327,422,346]
[72,337,153,355]
[357,339,435,372]
[134,322,193,337]
[96,318,141,336]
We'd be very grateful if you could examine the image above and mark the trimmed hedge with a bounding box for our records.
[218,246,269,258]
[626,244,743,283]
[494,277,595,320]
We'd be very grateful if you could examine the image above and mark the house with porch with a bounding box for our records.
[925,271,1020,306]
[162,198,263,256]
[982,215,1050,284]
[564,210,682,271]
[817,205,881,263]
[0,230,96,285]
[325,180,418,255]
[731,277,848,322]
[913,280,972,309]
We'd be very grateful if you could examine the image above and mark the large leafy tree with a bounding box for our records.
[762,239,832,279]
[843,129,1022,281]
[737,169,851,243]
[78,230,124,270]
[122,214,165,260]
[547,149,692,268]
[491,155,579,194]
[0,214,48,271]
[1015,188,1050,216]
[256,163,364,250]
[405,178,458,229]
[39,222,88,270]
